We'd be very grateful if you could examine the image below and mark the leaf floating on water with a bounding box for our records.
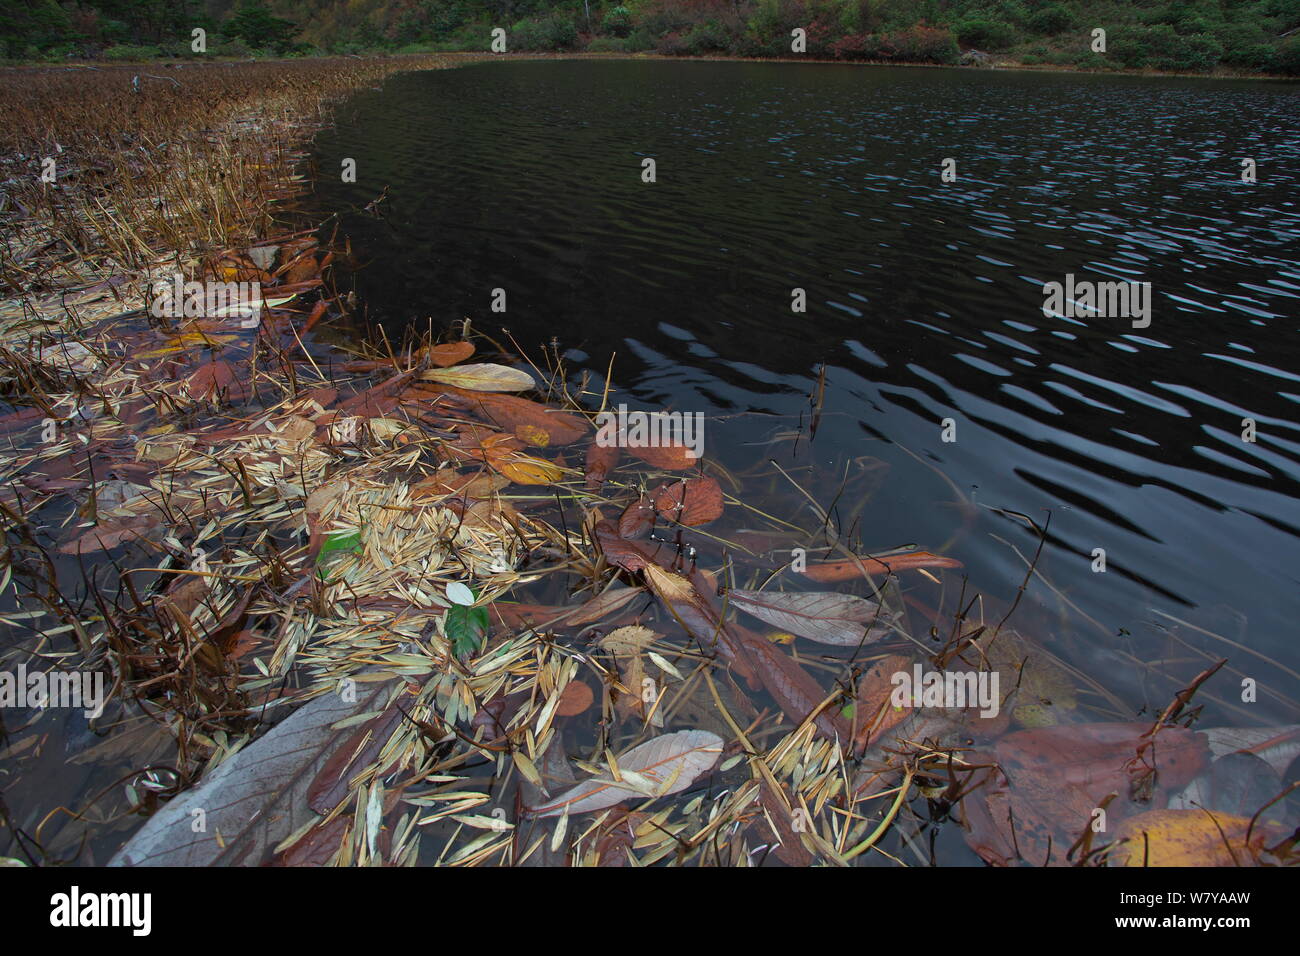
[727,588,896,645]
[487,449,564,485]
[184,359,242,402]
[443,390,589,445]
[58,515,160,554]
[420,363,535,392]
[627,442,697,471]
[802,551,963,582]
[526,729,723,818]
[651,476,724,526]
[617,495,655,539]
[426,341,475,367]
[446,589,490,658]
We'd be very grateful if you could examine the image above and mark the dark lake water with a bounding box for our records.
[310,59,1300,727]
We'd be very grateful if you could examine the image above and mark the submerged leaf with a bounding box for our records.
[109,682,394,866]
[1107,809,1277,867]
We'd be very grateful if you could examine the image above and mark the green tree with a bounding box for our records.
[222,0,299,53]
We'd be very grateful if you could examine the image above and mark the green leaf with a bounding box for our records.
[316,530,362,580]
[445,585,489,658]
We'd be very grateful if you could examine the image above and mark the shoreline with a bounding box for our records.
[4,49,1297,84]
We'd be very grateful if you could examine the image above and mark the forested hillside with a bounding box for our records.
[3,0,1299,73]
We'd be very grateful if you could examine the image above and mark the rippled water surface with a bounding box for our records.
[312,60,1300,724]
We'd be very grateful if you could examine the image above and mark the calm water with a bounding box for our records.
[311,60,1300,725]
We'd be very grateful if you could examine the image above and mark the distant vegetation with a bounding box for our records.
[3,0,1299,74]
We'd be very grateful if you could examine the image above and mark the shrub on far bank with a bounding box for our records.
[603,5,634,38]
[511,15,578,51]
[954,16,1018,51]
[1027,4,1074,35]
[1276,36,1300,75]
[102,44,164,60]
[586,36,630,52]
[831,25,958,65]
[1108,23,1222,72]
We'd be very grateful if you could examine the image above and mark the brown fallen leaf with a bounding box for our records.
[651,476,724,526]
[627,443,698,471]
[585,442,620,490]
[486,447,564,485]
[617,495,655,539]
[308,700,407,814]
[185,360,243,403]
[556,681,594,717]
[962,722,1210,867]
[803,551,963,582]
[266,815,350,867]
[442,389,588,446]
[427,341,475,367]
[59,515,160,554]
[852,654,915,752]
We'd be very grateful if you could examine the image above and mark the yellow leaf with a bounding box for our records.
[515,423,550,447]
[1108,810,1275,866]
[490,452,563,485]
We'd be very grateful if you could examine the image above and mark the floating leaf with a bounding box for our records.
[627,443,697,471]
[487,448,564,485]
[184,360,242,402]
[446,587,490,658]
[420,363,535,392]
[427,341,475,367]
[727,588,897,645]
[651,476,724,526]
[803,551,963,582]
[526,729,723,818]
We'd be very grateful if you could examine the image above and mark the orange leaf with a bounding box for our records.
[487,448,564,485]
[628,443,697,471]
[556,681,594,717]
[803,551,962,581]
[427,342,475,367]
